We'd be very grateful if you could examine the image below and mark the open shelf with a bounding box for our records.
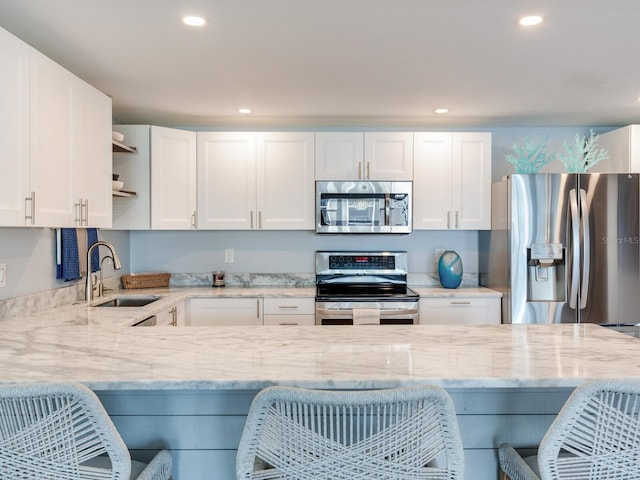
[112,140,137,153]
[112,190,137,198]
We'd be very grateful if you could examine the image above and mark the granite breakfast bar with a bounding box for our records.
[2,290,640,479]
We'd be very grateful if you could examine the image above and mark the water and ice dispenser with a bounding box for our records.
[527,243,566,302]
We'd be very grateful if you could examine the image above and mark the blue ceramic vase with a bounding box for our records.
[438,250,463,289]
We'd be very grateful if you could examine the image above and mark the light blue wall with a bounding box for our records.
[0,125,612,299]
[0,228,130,300]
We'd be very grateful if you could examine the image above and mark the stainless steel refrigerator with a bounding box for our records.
[479,173,640,325]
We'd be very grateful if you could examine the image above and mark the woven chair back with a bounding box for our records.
[237,385,464,480]
[0,383,131,479]
[538,380,640,480]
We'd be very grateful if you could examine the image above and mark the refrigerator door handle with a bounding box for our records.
[569,189,580,309]
[579,188,590,309]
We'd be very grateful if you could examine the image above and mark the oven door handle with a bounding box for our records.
[315,307,419,316]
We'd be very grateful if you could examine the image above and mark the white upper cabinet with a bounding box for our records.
[364,132,413,180]
[315,132,363,180]
[589,125,640,173]
[315,132,413,180]
[0,26,112,228]
[197,132,314,230]
[256,132,315,229]
[75,81,112,228]
[0,27,29,226]
[414,132,491,230]
[197,132,256,229]
[150,126,197,230]
[29,49,77,227]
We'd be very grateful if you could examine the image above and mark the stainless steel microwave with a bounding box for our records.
[316,181,412,234]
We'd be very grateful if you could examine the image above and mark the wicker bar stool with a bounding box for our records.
[0,382,172,479]
[499,379,640,480]
[237,385,464,480]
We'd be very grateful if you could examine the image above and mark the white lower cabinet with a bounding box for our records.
[263,297,315,326]
[419,297,500,325]
[186,298,263,326]
[156,301,185,327]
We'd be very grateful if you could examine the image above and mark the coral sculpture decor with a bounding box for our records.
[505,137,554,173]
[557,129,609,173]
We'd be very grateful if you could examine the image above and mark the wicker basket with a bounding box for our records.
[121,272,171,289]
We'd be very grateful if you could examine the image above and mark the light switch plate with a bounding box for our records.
[0,263,6,287]
[224,248,234,263]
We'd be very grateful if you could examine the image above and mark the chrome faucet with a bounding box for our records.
[86,241,122,303]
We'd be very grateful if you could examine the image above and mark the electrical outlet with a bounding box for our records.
[0,263,6,287]
[224,248,234,263]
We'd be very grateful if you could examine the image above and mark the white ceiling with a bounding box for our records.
[1,0,639,128]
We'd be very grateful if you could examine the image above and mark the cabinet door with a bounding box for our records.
[30,49,77,227]
[420,297,500,325]
[197,132,256,229]
[0,27,30,226]
[151,126,197,229]
[315,132,362,180]
[156,301,185,326]
[365,132,413,180]
[590,125,640,173]
[452,133,491,230]
[257,132,315,229]
[186,298,262,326]
[413,132,453,229]
[77,82,112,227]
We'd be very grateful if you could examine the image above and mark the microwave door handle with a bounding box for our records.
[385,194,390,226]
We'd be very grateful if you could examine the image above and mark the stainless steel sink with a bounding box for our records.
[95,296,161,307]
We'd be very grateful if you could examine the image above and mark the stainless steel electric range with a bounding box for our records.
[315,251,419,325]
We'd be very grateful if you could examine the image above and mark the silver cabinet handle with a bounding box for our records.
[191,211,197,229]
[170,306,178,326]
[256,299,260,319]
[358,161,362,179]
[366,162,370,180]
[258,211,262,229]
[277,322,299,326]
[24,191,35,225]
[75,198,83,225]
[446,211,451,229]
[450,301,471,305]
[250,211,254,229]
[83,199,89,226]
[455,210,459,229]
[277,305,299,310]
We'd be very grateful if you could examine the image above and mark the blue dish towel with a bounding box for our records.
[87,228,100,273]
[56,228,100,281]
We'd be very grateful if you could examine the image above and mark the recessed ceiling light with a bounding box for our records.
[518,15,545,27]
[238,108,253,114]
[434,108,449,114]
[182,16,207,27]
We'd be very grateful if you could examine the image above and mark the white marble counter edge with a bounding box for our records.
[76,377,599,391]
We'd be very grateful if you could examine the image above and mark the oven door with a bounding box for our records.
[315,300,419,325]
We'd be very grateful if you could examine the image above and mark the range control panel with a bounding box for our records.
[328,255,396,270]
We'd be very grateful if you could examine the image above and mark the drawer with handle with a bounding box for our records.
[263,297,315,326]
[419,297,500,325]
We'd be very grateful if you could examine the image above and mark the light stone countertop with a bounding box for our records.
[1,302,639,390]
[15,285,634,393]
